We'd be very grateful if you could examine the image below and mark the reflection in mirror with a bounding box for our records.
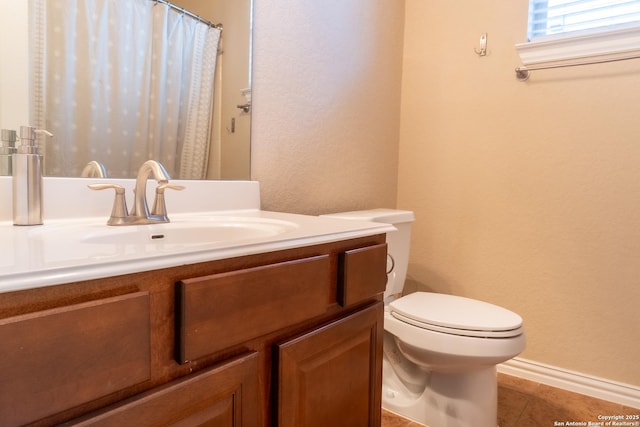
[8,0,251,180]
[0,129,17,176]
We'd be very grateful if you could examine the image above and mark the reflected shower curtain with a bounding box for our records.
[31,0,221,179]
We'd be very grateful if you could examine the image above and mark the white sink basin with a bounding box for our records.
[81,217,298,246]
[29,216,299,253]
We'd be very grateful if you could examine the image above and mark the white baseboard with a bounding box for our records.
[498,358,640,409]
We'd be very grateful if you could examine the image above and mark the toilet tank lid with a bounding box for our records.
[322,208,415,224]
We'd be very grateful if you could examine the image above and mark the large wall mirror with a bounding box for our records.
[0,0,252,180]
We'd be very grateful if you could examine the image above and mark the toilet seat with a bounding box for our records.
[389,292,523,339]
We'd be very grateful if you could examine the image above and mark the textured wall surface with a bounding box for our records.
[398,0,640,386]
[251,0,405,215]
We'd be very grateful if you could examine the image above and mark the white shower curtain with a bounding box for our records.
[31,0,221,179]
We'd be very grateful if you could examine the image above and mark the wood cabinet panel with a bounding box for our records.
[176,255,331,363]
[66,352,259,427]
[0,292,151,427]
[276,302,383,427]
[338,243,387,306]
[0,234,386,426]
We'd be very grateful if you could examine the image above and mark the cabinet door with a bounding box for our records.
[66,352,259,427]
[276,303,383,427]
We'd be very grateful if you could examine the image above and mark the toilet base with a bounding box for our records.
[382,359,498,427]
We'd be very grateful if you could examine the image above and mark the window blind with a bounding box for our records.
[528,0,640,40]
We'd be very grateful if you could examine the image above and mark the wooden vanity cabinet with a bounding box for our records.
[0,235,386,427]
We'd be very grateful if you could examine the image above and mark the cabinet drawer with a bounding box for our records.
[0,292,151,427]
[176,255,331,363]
[338,243,387,306]
[65,352,259,427]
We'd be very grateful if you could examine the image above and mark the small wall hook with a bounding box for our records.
[474,33,487,57]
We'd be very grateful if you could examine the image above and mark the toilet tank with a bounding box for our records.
[320,209,415,300]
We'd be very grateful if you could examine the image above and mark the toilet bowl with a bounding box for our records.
[383,292,525,426]
[321,209,526,427]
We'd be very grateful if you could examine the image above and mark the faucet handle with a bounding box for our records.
[157,183,186,192]
[88,183,129,225]
[151,183,185,220]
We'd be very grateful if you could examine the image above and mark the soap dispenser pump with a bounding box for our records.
[0,129,17,176]
[12,126,53,225]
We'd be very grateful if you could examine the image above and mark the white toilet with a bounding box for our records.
[322,209,526,427]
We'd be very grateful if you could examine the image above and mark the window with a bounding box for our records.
[528,0,640,40]
[516,0,640,70]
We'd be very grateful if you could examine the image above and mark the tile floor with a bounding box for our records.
[381,373,640,427]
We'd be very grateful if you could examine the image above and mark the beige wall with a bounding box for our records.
[251,0,404,215]
[398,1,640,386]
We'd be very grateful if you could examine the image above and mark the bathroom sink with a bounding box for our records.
[83,216,298,246]
[31,215,299,251]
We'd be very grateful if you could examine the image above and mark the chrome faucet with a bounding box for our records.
[80,160,108,178]
[89,160,184,225]
[131,160,170,219]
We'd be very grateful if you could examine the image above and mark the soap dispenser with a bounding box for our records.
[12,126,53,225]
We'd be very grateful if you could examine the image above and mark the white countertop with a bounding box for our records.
[0,209,393,294]
[0,177,393,293]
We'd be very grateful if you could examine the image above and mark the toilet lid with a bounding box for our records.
[389,292,523,338]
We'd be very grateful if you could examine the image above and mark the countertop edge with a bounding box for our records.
[0,223,394,294]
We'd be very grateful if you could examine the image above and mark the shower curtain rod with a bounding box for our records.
[515,52,640,80]
[152,0,223,29]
